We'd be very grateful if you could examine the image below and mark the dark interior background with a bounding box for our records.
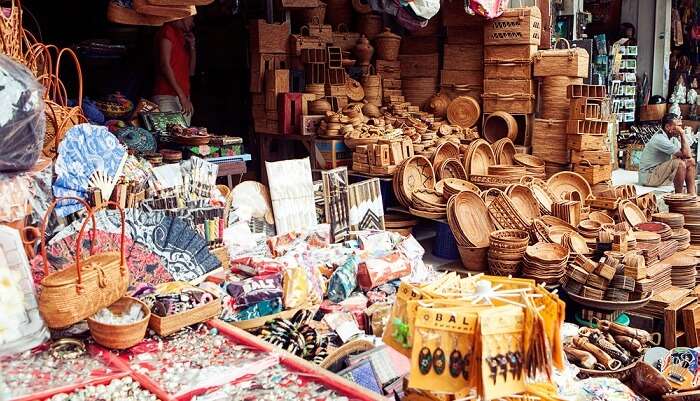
[20,0,262,148]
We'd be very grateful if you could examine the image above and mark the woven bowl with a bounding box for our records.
[464,139,495,176]
[438,158,467,181]
[432,141,460,170]
[525,242,569,263]
[490,229,529,246]
[506,184,541,224]
[457,245,488,271]
[87,297,150,350]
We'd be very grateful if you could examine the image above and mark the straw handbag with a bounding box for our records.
[0,0,25,63]
[534,38,590,78]
[42,48,88,159]
[38,199,129,329]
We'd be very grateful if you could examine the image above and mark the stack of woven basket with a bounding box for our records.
[532,39,590,177]
[488,229,530,277]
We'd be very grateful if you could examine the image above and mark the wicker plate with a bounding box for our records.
[492,138,517,165]
[547,171,592,201]
[562,232,591,255]
[447,95,481,128]
[413,188,447,208]
[548,226,575,244]
[513,153,545,168]
[541,215,577,231]
[432,142,460,171]
[619,200,648,227]
[525,242,569,263]
[401,156,436,206]
[566,290,653,311]
[465,139,495,176]
[409,206,446,219]
[528,178,559,214]
[589,211,614,224]
[384,213,418,228]
[451,190,494,247]
[506,184,541,224]
[438,158,467,181]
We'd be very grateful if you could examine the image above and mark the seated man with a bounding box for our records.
[638,113,696,195]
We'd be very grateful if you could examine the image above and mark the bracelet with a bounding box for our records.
[50,338,86,360]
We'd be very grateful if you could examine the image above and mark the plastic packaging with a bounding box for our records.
[0,53,45,172]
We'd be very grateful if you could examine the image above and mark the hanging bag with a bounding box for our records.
[38,199,129,328]
[0,0,25,63]
[42,47,88,159]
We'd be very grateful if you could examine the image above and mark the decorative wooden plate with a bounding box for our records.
[444,178,480,195]
[566,290,654,311]
[412,188,447,208]
[452,190,493,247]
[401,156,436,205]
[527,178,559,214]
[513,153,545,168]
[547,171,592,201]
[447,95,481,128]
[465,139,495,176]
[619,200,648,227]
[506,184,541,224]
[541,215,576,231]
[589,211,614,224]
[432,142,460,171]
[525,242,569,263]
[492,137,517,166]
[438,158,467,181]
[409,206,446,219]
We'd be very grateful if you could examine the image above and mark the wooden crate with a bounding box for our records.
[484,59,532,80]
[567,134,607,152]
[443,44,484,71]
[441,0,485,27]
[484,79,535,95]
[441,69,484,85]
[249,19,290,54]
[399,53,439,78]
[532,119,568,164]
[534,46,590,78]
[314,139,352,169]
[382,78,402,90]
[483,112,533,146]
[567,119,609,135]
[484,44,538,61]
[483,7,541,46]
[570,98,601,120]
[446,25,486,45]
[400,36,440,54]
[567,84,607,99]
[250,53,289,93]
[574,163,612,185]
[375,59,401,80]
[570,150,611,165]
[482,93,535,114]
[264,69,289,111]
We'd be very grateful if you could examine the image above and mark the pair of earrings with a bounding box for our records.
[485,334,523,384]
[417,332,471,379]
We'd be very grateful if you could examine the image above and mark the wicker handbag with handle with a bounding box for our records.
[0,0,25,62]
[38,199,129,328]
[42,47,88,159]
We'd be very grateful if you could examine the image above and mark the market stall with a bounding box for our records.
[6,1,700,401]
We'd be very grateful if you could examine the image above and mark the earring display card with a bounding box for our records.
[348,178,385,232]
[409,306,478,394]
[321,167,350,242]
[478,306,526,400]
[266,158,318,235]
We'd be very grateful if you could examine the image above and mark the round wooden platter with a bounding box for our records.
[506,184,541,223]
[619,200,648,227]
[547,171,592,201]
[450,190,493,247]
[565,291,654,312]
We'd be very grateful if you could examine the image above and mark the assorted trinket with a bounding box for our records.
[192,364,351,401]
[0,340,119,399]
[257,309,329,364]
[564,319,658,372]
[135,284,216,317]
[47,377,157,401]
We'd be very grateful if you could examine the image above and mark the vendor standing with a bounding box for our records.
[638,113,697,195]
[152,16,195,125]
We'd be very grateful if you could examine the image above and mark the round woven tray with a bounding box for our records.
[397,156,435,209]
[432,141,460,170]
[449,190,493,247]
[443,178,480,197]
[514,153,545,168]
[483,111,517,144]
[619,200,648,227]
[467,141,495,176]
[492,138,516,165]
[566,291,654,311]
[506,184,541,224]
[447,95,480,128]
[547,172,592,201]
[438,158,467,181]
